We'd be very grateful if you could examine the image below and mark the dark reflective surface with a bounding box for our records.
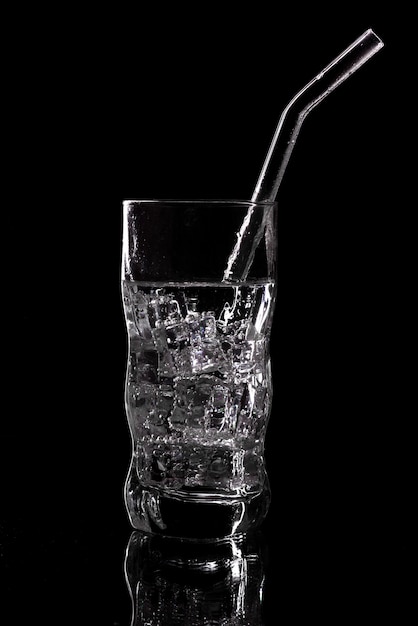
[1,514,414,624]
[125,531,267,625]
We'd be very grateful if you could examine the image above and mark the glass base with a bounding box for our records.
[125,465,271,539]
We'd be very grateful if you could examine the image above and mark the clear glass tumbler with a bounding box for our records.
[122,200,277,538]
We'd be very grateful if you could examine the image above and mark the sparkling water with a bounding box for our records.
[122,281,275,533]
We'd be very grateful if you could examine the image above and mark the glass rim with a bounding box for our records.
[122,199,277,207]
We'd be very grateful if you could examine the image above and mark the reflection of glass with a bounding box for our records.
[124,531,266,625]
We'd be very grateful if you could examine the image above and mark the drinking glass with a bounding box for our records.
[122,200,277,538]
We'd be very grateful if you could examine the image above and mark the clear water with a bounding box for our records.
[123,281,275,505]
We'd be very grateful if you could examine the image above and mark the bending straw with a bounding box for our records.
[223,29,384,282]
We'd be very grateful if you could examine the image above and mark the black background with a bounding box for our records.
[2,7,414,624]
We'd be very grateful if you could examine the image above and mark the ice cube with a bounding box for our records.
[166,294,189,326]
[228,383,248,429]
[184,446,206,487]
[226,394,239,430]
[155,384,174,419]
[166,299,181,323]
[218,287,253,328]
[147,292,172,327]
[129,381,156,422]
[208,453,230,478]
[208,382,229,431]
[186,311,201,340]
[170,406,188,431]
[207,449,234,487]
[149,291,188,328]
[233,287,256,321]
[153,445,185,488]
[188,311,227,372]
[212,383,229,407]
[232,340,254,374]
[135,349,159,383]
[242,451,263,488]
[151,447,170,482]
[200,313,216,340]
[189,334,227,374]
[253,384,267,412]
[165,321,189,349]
[173,346,193,378]
[147,414,170,437]
[194,376,214,404]
[231,449,245,482]
[131,292,154,346]
[153,326,176,379]
[170,379,195,431]
[174,379,195,408]
[234,381,267,437]
[170,461,186,488]
[252,339,267,372]
[158,351,176,379]
[187,404,206,428]
[186,376,213,428]
[218,301,234,327]
[185,295,199,314]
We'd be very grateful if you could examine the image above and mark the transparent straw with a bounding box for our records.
[223,29,384,282]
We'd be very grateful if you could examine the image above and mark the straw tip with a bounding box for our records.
[364,28,384,49]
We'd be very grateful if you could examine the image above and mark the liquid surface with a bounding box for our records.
[123,281,275,499]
